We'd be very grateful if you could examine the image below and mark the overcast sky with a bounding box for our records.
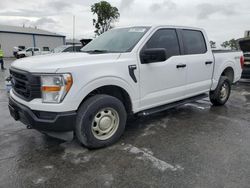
[0,0,249,46]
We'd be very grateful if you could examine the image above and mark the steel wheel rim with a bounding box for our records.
[91,108,119,140]
[220,83,229,101]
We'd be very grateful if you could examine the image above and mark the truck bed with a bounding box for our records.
[211,50,243,90]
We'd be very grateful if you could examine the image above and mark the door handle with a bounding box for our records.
[176,64,186,68]
[205,61,213,65]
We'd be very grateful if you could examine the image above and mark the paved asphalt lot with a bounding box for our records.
[0,58,250,188]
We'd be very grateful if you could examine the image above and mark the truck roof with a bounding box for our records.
[115,25,204,31]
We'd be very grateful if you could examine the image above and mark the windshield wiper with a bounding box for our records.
[82,50,109,53]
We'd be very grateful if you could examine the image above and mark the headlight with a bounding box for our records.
[41,74,73,103]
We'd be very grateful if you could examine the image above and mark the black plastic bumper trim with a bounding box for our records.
[8,96,77,132]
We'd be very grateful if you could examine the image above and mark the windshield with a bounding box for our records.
[81,27,150,53]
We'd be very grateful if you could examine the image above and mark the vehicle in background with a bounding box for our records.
[80,39,92,46]
[9,25,243,149]
[244,52,250,61]
[242,52,250,78]
[52,45,82,53]
[238,35,250,79]
[16,47,51,59]
[13,46,25,58]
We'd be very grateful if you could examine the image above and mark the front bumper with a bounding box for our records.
[8,96,77,132]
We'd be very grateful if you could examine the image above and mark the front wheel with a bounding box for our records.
[209,76,231,106]
[75,94,127,149]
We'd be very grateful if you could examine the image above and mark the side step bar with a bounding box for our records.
[137,93,208,116]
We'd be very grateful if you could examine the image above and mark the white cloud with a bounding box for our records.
[0,0,249,45]
[120,0,135,11]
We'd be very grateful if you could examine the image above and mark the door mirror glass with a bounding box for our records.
[140,48,167,64]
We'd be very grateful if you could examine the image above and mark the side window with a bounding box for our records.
[144,29,180,59]
[26,48,32,52]
[18,46,25,50]
[43,47,50,51]
[34,48,39,52]
[182,30,207,55]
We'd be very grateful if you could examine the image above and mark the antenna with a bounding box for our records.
[73,15,75,52]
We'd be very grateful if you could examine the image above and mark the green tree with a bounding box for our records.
[209,40,216,49]
[91,1,120,36]
[221,39,238,50]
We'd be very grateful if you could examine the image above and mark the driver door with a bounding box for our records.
[139,29,187,110]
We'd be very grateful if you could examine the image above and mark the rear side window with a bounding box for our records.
[182,30,207,55]
[34,48,39,52]
[43,47,50,51]
[144,29,180,59]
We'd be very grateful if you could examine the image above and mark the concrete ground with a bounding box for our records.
[0,58,250,188]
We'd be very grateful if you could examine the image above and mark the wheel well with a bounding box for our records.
[81,85,133,115]
[221,67,234,83]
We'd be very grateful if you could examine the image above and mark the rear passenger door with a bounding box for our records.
[139,29,187,109]
[180,29,214,97]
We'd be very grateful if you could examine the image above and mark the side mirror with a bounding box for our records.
[140,48,167,64]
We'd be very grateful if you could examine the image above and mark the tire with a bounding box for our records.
[75,94,127,149]
[209,76,231,106]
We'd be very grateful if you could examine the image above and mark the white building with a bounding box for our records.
[0,25,65,57]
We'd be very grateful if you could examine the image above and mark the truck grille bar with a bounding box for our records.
[10,68,41,101]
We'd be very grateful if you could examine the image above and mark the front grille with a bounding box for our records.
[10,68,41,101]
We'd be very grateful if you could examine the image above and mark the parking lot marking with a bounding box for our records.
[123,144,184,172]
[32,177,47,184]
[241,91,250,96]
[184,103,208,110]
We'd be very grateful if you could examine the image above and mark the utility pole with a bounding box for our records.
[73,15,76,52]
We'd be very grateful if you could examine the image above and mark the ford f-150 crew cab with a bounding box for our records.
[8,25,244,148]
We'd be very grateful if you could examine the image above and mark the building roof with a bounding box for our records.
[0,25,65,37]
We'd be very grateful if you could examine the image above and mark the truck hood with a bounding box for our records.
[11,53,121,73]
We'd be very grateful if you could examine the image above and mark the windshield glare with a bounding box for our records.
[82,27,150,53]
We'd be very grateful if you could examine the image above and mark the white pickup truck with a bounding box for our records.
[9,25,244,148]
[17,47,50,58]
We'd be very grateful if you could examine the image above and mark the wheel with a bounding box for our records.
[209,76,231,106]
[75,94,127,149]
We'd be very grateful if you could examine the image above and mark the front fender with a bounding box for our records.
[73,76,138,111]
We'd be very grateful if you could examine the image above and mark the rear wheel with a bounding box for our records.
[75,94,127,149]
[209,76,231,106]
